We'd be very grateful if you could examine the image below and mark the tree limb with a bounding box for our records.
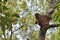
[49,23,60,28]
[46,0,60,18]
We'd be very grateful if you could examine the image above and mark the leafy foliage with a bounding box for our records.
[0,0,20,40]
[0,0,60,40]
[52,3,60,22]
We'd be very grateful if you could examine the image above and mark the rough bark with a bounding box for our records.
[10,25,12,40]
[39,27,47,40]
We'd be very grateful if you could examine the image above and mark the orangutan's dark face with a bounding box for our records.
[35,13,50,27]
[35,13,40,19]
[35,13,39,24]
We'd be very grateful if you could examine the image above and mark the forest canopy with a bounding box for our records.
[0,0,60,40]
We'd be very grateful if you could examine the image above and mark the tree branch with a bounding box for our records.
[49,23,60,28]
[12,25,23,33]
[46,0,60,18]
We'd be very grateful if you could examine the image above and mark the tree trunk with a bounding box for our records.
[39,27,47,40]
[39,34,45,40]
[10,25,12,40]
